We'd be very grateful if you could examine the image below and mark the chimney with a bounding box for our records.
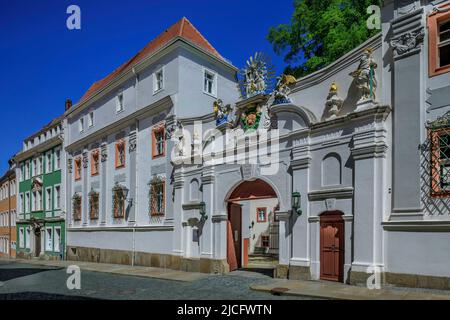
[65,99,73,111]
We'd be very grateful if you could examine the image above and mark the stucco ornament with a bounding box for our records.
[273,74,297,105]
[350,48,378,102]
[390,29,424,57]
[325,82,344,120]
[427,111,450,129]
[213,99,233,126]
[241,106,262,132]
[240,52,274,99]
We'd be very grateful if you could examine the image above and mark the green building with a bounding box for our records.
[14,116,65,260]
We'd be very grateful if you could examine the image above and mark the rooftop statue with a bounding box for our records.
[325,82,344,120]
[273,74,297,105]
[350,48,378,103]
[239,52,275,99]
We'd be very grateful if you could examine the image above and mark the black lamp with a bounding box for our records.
[292,192,302,215]
[199,201,208,220]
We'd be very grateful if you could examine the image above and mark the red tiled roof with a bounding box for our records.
[78,17,224,104]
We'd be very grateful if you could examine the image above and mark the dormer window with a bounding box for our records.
[79,117,84,133]
[116,92,124,113]
[88,111,94,127]
[154,68,164,93]
[203,69,216,96]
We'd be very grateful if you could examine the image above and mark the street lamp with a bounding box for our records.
[292,192,302,215]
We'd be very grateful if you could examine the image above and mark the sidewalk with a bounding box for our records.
[251,279,450,300]
[5,258,207,282]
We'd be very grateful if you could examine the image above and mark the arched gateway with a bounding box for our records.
[226,179,279,271]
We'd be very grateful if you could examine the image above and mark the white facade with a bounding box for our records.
[64,4,450,290]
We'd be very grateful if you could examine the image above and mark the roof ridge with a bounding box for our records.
[181,18,223,59]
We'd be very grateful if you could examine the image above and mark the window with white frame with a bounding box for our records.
[203,69,217,96]
[45,187,52,211]
[32,158,37,177]
[25,161,30,180]
[46,152,52,173]
[20,165,24,182]
[55,148,61,170]
[116,92,124,113]
[79,117,84,133]
[54,227,61,252]
[19,228,24,248]
[54,185,61,210]
[154,67,164,93]
[19,193,24,214]
[88,111,94,127]
[25,227,30,249]
[25,192,30,213]
[45,227,53,251]
[32,191,37,212]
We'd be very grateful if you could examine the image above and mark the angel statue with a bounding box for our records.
[213,99,233,126]
[273,74,297,105]
[239,52,275,99]
[350,48,378,102]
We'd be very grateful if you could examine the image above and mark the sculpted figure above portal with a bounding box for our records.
[239,52,274,99]
[350,48,378,103]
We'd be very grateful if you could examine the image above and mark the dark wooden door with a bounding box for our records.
[320,214,344,282]
[229,203,242,268]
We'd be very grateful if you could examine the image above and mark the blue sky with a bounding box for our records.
[0,0,294,173]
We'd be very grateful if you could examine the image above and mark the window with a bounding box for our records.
[256,207,267,223]
[32,190,42,212]
[261,235,270,248]
[428,5,450,76]
[79,117,84,133]
[116,93,124,113]
[152,125,166,158]
[203,69,216,96]
[112,184,126,219]
[19,193,24,214]
[25,192,30,213]
[88,111,94,127]
[19,228,24,248]
[430,127,450,197]
[20,165,24,182]
[150,179,165,216]
[25,161,30,180]
[91,150,100,176]
[25,227,30,249]
[32,158,36,177]
[45,187,52,211]
[55,148,61,170]
[45,227,53,251]
[154,68,164,93]
[54,185,61,209]
[54,227,61,252]
[72,193,82,221]
[38,156,43,175]
[74,157,82,181]
[46,152,52,173]
[115,140,126,169]
[89,190,99,220]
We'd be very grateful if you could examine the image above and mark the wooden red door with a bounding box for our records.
[320,213,344,282]
[228,203,242,269]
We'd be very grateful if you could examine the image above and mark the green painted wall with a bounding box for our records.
[17,144,65,259]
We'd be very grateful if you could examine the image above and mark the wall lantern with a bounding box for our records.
[292,192,302,215]
[199,201,208,220]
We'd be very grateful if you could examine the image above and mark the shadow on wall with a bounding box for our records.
[420,138,450,216]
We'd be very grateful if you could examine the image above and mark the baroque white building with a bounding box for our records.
[65,0,450,290]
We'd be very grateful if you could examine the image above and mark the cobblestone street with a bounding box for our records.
[0,260,315,300]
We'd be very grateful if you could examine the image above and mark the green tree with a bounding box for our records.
[268,0,381,78]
